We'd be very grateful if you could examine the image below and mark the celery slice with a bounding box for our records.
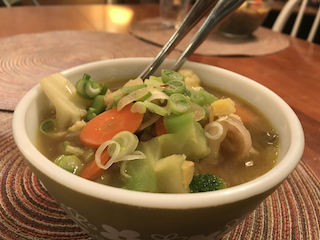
[161,69,184,83]
[168,93,190,115]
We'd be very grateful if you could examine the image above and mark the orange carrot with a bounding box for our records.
[79,103,144,180]
[79,103,144,148]
[80,150,109,180]
[154,116,167,136]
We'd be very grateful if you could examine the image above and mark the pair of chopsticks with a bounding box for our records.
[138,0,245,80]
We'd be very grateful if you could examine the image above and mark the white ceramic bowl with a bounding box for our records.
[12,58,304,239]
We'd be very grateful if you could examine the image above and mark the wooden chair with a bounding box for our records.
[272,0,320,42]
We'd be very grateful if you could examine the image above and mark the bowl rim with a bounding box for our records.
[12,57,305,209]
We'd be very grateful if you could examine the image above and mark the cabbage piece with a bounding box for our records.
[160,113,211,161]
[155,154,194,193]
[40,73,91,130]
[121,137,160,192]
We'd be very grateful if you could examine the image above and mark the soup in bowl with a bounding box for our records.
[12,58,304,239]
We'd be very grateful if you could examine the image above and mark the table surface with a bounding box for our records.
[0,3,320,240]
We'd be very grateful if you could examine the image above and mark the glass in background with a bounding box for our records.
[160,0,191,29]
[218,0,273,38]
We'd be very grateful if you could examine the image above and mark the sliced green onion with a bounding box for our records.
[143,100,168,116]
[83,73,91,81]
[85,80,102,99]
[39,118,66,137]
[95,131,145,171]
[184,89,205,106]
[76,74,104,100]
[161,69,184,83]
[92,95,106,114]
[121,84,147,94]
[40,119,56,132]
[54,155,83,175]
[86,107,97,121]
[100,83,109,95]
[163,80,186,96]
[75,78,88,99]
[110,131,139,158]
[168,93,190,115]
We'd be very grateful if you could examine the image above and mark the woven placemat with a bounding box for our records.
[130,18,290,57]
[2,112,320,239]
[0,30,180,112]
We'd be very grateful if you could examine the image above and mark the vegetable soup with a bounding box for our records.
[36,69,279,193]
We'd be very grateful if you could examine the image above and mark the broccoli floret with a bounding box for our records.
[189,173,226,193]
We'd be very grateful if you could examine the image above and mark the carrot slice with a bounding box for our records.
[79,103,144,148]
[80,150,110,180]
[154,116,167,136]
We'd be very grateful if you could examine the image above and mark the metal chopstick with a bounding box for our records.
[138,0,245,80]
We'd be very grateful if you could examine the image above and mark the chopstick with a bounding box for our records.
[138,0,245,80]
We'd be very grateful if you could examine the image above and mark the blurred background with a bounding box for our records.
[1,0,319,44]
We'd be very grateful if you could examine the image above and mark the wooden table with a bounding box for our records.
[0,4,320,240]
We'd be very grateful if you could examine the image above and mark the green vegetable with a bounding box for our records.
[143,100,168,116]
[189,173,226,193]
[160,113,210,160]
[92,95,106,114]
[100,83,109,95]
[76,74,106,99]
[85,80,102,98]
[198,89,219,104]
[163,80,186,96]
[54,155,83,175]
[121,112,210,192]
[86,107,97,121]
[86,94,106,120]
[122,137,160,192]
[40,118,56,132]
[184,89,218,106]
[168,93,190,115]
[121,84,147,94]
[161,69,184,83]
[155,154,192,193]
[40,73,89,130]
[184,89,206,106]
[112,93,123,107]
[136,92,152,102]
[76,75,90,99]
